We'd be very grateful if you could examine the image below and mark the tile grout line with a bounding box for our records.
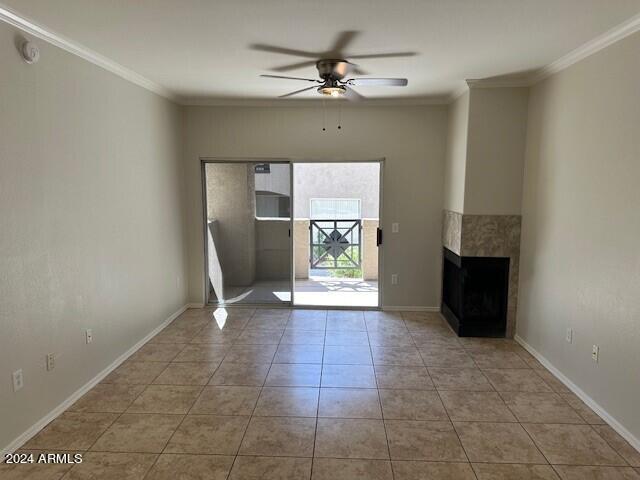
[224,308,281,477]
[74,346,175,478]
[138,324,215,479]
[365,313,395,478]
[140,309,253,479]
[309,309,328,479]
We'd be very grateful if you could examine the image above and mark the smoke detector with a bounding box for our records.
[21,41,40,64]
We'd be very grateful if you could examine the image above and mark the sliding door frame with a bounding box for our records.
[200,158,293,307]
[200,156,384,310]
[291,158,384,310]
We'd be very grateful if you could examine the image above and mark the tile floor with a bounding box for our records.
[3,308,640,479]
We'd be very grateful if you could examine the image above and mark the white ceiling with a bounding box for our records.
[3,0,640,103]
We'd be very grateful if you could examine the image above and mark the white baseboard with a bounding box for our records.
[185,303,205,309]
[383,306,441,312]
[515,334,640,454]
[1,303,189,456]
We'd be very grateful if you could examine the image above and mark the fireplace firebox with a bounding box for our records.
[441,248,509,337]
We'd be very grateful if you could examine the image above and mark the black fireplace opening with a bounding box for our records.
[441,248,509,337]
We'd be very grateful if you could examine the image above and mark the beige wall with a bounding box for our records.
[464,87,529,215]
[518,32,640,441]
[443,87,528,216]
[0,23,187,451]
[443,91,469,213]
[184,105,448,308]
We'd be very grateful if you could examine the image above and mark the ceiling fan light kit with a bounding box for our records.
[318,83,346,97]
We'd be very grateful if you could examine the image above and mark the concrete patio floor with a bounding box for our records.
[211,277,378,307]
[294,277,378,307]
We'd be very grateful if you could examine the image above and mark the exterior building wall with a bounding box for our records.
[205,163,256,286]
[294,220,310,279]
[255,218,290,280]
[293,163,380,218]
[362,219,379,281]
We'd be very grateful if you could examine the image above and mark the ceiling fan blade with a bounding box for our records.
[279,86,317,98]
[328,31,360,56]
[250,43,319,58]
[348,52,417,60]
[344,87,365,101]
[272,60,319,72]
[260,74,319,82]
[347,78,408,87]
[350,67,368,76]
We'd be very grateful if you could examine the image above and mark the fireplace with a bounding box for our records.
[441,248,509,337]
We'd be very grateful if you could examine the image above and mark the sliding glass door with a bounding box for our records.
[202,160,292,306]
[292,161,382,308]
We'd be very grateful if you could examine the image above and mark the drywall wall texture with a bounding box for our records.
[443,91,469,213]
[184,105,448,308]
[464,87,529,215]
[443,87,528,216]
[518,32,640,442]
[0,23,187,451]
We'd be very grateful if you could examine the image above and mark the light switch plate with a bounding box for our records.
[392,223,399,233]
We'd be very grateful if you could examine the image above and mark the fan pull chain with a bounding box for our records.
[322,98,326,132]
[337,102,342,131]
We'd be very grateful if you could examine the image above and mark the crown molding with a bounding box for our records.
[466,78,531,89]
[457,12,640,94]
[0,3,178,102]
[446,82,469,103]
[530,12,640,85]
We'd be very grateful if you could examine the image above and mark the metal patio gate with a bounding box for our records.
[310,219,362,269]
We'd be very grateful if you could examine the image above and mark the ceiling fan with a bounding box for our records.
[252,31,414,99]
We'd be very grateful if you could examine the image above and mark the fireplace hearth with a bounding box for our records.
[441,248,509,337]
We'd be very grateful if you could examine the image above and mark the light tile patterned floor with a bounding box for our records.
[3,308,640,480]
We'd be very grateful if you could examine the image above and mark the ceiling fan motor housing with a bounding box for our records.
[316,59,351,80]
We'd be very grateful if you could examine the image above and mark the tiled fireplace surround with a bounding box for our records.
[442,210,522,338]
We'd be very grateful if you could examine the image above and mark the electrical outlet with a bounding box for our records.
[12,369,23,392]
[566,328,573,343]
[46,353,55,371]
[592,345,599,362]
[392,223,399,233]
[391,274,399,285]
[85,329,93,344]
